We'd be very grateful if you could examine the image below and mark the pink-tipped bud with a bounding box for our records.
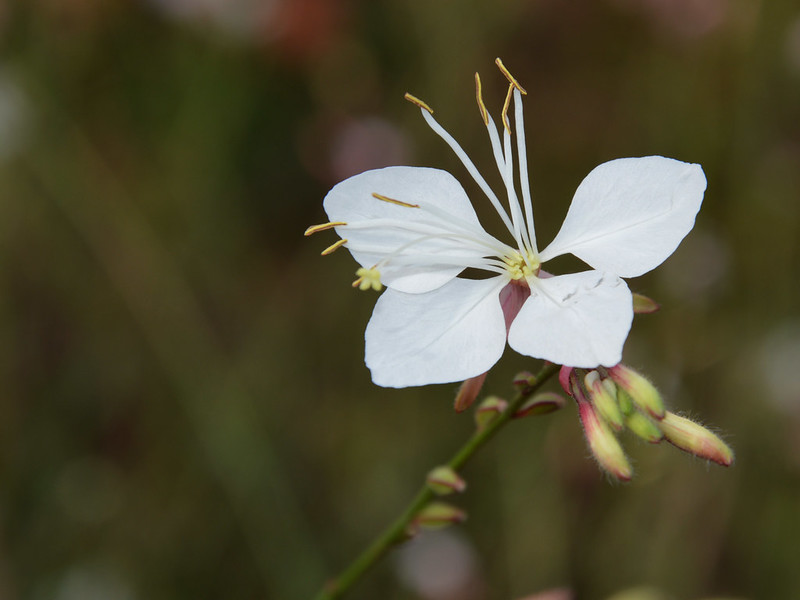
[576,397,633,481]
[513,392,566,419]
[475,396,508,430]
[413,502,467,530]
[454,372,488,413]
[608,365,665,420]
[426,466,467,496]
[625,410,664,443]
[659,412,734,466]
[632,293,660,314]
[584,371,624,431]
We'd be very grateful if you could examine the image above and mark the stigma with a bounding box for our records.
[352,267,383,292]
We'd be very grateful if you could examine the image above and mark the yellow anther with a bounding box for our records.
[474,72,489,126]
[501,83,514,134]
[352,267,382,291]
[404,93,434,114]
[372,192,419,208]
[321,238,347,256]
[304,221,347,236]
[504,251,541,280]
[495,58,527,95]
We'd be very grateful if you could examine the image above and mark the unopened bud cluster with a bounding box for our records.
[560,364,733,481]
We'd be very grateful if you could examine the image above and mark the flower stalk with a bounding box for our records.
[312,362,559,600]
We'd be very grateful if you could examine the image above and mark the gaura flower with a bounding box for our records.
[307,59,706,388]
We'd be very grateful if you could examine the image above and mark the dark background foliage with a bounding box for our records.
[1,1,799,598]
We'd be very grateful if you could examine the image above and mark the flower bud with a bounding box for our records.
[576,398,632,481]
[632,292,660,314]
[513,392,566,419]
[608,365,665,420]
[616,387,634,415]
[454,372,487,413]
[513,371,537,395]
[475,396,507,430]
[625,410,664,443]
[426,466,467,495]
[413,502,467,530]
[584,371,624,431]
[659,412,734,466]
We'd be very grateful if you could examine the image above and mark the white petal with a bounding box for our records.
[539,157,706,278]
[324,166,490,293]
[507,271,632,368]
[365,277,508,387]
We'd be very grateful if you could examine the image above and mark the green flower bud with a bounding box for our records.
[609,365,665,420]
[475,396,507,430]
[512,371,537,394]
[625,410,664,443]
[426,466,467,495]
[617,387,634,415]
[577,398,633,481]
[413,502,467,530]
[660,412,734,466]
[513,392,565,419]
[585,370,624,430]
[632,293,660,314]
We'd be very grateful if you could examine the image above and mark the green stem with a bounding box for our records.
[313,362,561,600]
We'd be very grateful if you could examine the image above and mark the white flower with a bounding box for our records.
[307,60,706,388]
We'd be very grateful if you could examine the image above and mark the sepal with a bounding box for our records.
[454,372,487,413]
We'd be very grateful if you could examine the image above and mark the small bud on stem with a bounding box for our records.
[513,392,566,419]
[426,466,467,495]
[475,396,508,430]
[412,502,467,530]
[632,293,660,314]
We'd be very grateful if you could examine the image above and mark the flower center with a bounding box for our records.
[503,250,540,280]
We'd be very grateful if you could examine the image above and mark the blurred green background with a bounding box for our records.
[1,1,799,599]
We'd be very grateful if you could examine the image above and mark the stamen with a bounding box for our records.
[501,83,514,135]
[372,192,420,209]
[321,238,347,255]
[304,221,347,236]
[495,58,527,95]
[474,73,489,125]
[417,102,517,238]
[512,87,538,253]
[404,93,434,114]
